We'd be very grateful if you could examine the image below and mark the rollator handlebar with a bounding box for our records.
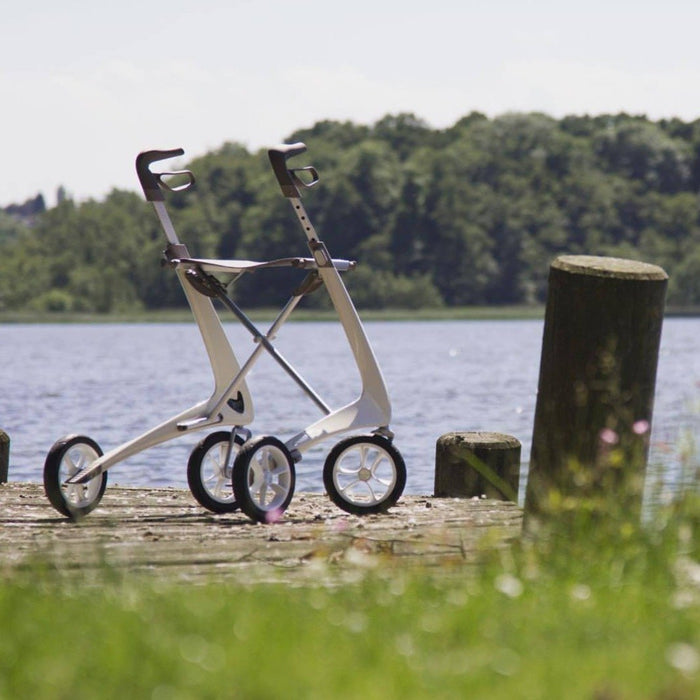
[268,142,319,198]
[136,148,193,202]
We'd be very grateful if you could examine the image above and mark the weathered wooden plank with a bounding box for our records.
[0,482,522,583]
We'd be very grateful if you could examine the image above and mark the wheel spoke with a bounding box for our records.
[268,483,287,501]
[358,445,370,470]
[216,443,236,480]
[65,481,92,506]
[365,480,380,504]
[63,454,79,477]
[212,477,227,498]
[369,452,385,474]
[249,463,265,492]
[337,462,361,475]
[339,478,361,494]
[269,462,288,477]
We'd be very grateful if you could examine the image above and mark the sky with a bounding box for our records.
[3,0,700,207]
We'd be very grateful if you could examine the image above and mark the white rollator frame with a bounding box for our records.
[43,143,406,522]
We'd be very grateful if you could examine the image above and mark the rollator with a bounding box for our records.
[43,142,406,523]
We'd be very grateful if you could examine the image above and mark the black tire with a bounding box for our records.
[43,435,108,520]
[232,436,295,523]
[187,431,245,513]
[323,435,406,515]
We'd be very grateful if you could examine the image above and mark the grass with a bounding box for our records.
[1,495,698,699]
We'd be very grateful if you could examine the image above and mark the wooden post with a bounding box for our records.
[0,430,9,483]
[525,255,667,520]
[435,432,521,501]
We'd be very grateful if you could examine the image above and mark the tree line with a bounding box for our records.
[2,111,700,313]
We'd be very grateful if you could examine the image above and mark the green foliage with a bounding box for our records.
[0,210,29,246]
[669,247,700,305]
[346,267,444,309]
[2,111,700,312]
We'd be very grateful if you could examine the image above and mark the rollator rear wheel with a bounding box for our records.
[187,431,245,513]
[232,436,295,523]
[323,435,406,515]
[43,435,108,520]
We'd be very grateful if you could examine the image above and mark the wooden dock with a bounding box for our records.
[0,482,522,584]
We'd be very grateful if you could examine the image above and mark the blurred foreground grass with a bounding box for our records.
[0,496,698,699]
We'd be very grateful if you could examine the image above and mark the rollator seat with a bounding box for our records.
[177,256,355,274]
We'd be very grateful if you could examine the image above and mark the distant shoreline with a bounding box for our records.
[0,304,698,324]
[0,305,544,324]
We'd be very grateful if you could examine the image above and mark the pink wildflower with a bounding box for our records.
[334,518,350,532]
[599,428,619,446]
[264,508,284,524]
[632,420,650,436]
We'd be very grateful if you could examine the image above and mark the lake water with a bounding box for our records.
[1,318,698,504]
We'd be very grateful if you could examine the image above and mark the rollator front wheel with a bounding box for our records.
[323,435,406,515]
[232,436,295,523]
[43,435,108,520]
[187,431,245,513]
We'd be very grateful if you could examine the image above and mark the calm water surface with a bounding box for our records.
[1,318,698,503]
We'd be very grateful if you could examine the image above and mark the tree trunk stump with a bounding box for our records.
[525,255,667,521]
[434,432,521,501]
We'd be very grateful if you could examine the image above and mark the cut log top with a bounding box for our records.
[439,431,521,449]
[553,255,668,281]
